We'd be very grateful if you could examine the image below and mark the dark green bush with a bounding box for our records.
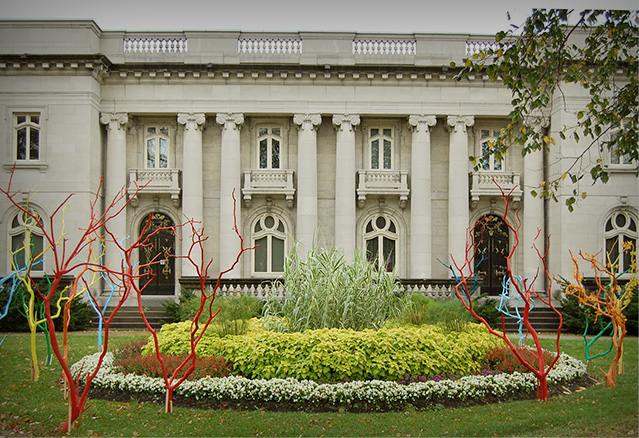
[0,279,94,332]
[396,295,471,326]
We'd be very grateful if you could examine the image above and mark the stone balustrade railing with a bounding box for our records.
[242,169,295,207]
[465,41,509,56]
[128,168,181,206]
[352,39,417,55]
[238,38,302,54]
[123,37,188,53]
[181,278,455,301]
[356,170,410,208]
[470,170,522,208]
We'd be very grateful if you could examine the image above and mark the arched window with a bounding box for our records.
[9,210,44,272]
[604,211,637,274]
[258,126,282,169]
[369,127,393,170]
[474,214,509,296]
[364,214,397,271]
[253,214,286,274]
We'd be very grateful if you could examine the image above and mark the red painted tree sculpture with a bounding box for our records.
[450,186,563,401]
[1,171,161,432]
[125,192,251,413]
[564,249,636,387]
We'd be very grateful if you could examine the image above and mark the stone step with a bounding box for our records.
[95,306,172,330]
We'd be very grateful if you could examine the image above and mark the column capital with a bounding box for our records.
[215,113,244,130]
[332,114,361,131]
[293,113,322,130]
[178,113,206,130]
[523,115,550,133]
[447,115,475,132]
[408,115,437,132]
[100,112,128,130]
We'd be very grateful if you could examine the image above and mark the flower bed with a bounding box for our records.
[71,351,588,410]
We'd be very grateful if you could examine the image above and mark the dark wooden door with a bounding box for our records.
[139,213,175,295]
[474,214,509,296]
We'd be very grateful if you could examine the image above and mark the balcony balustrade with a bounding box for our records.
[356,170,409,208]
[470,171,522,208]
[128,168,181,207]
[242,169,295,207]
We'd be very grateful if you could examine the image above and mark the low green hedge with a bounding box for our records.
[144,321,501,382]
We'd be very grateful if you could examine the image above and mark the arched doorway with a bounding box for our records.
[473,214,509,296]
[139,212,175,295]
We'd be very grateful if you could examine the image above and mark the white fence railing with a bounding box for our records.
[353,39,417,55]
[123,38,188,54]
[238,38,303,54]
[465,41,510,56]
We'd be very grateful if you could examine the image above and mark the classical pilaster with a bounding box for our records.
[332,114,360,260]
[523,115,549,286]
[178,112,206,276]
[100,112,128,278]
[216,113,244,277]
[293,114,322,258]
[447,115,474,270]
[409,115,437,278]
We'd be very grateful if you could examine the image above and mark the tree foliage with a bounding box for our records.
[453,9,638,210]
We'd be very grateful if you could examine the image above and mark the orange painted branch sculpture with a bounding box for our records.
[449,186,563,401]
[564,249,637,387]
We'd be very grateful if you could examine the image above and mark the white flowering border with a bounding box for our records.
[71,352,587,407]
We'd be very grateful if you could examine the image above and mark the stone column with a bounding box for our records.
[523,115,549,286]
[409,115,437,278]
[293,114,322,258]
[100,112,128,278]
[332,114,360,260]
[447,115,475,270]
[216,113,244,277]
[178,113,206,276]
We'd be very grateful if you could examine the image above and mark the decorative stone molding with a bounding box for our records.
[524,115,551,133]
[293,114,322,130]
[446,115,475,132]
[408,115,437,132]
[332,114,361,131]
[242,169,295,208]
[215,113,244,130]
[356,170,410,209]
[177,113,206,130]
[100,112,128,130]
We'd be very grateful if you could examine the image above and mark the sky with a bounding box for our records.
[0,0,637,34]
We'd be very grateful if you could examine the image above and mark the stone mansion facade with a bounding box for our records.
[0,21,636,301]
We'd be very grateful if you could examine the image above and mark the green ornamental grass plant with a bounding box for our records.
[263,245,406,332]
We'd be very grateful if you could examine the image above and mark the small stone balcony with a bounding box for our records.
[356,170,410,208]
[242,169,295,207]
[470,171,522,208]
[128,169,181,207]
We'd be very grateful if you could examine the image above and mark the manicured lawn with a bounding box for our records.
[0,331,637,437]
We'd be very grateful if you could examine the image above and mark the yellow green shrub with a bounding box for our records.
[146,321,500,381]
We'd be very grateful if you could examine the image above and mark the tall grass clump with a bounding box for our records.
[263,245,406,332]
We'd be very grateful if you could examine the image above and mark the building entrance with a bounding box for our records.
[139,212,175,295]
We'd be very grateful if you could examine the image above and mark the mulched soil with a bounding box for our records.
[88,373,601,413]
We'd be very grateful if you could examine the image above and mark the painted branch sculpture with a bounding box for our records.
[448,185,563,401]
[564,249,637,387]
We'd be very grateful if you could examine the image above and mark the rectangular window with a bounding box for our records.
[257,126,282,169]
[15,113,40,161]
[607,120,635,168]
[145,126,170,169]
[479,128,504,171]
[370,128,393,170]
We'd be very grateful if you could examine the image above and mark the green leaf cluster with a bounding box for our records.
[263,245,406,332]
[146,321,500,382]
[454,9,638,210]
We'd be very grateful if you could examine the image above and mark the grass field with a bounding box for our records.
[0,330,637,437]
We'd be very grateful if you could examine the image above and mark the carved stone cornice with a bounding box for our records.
[100,112,129,130]
[332,114,361,131]
[446,115,475,133]
[408,115,437,132]
[177,113,206,130]
[293,114,322,131]
[215,113,244,130]
[523,115,551,133]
